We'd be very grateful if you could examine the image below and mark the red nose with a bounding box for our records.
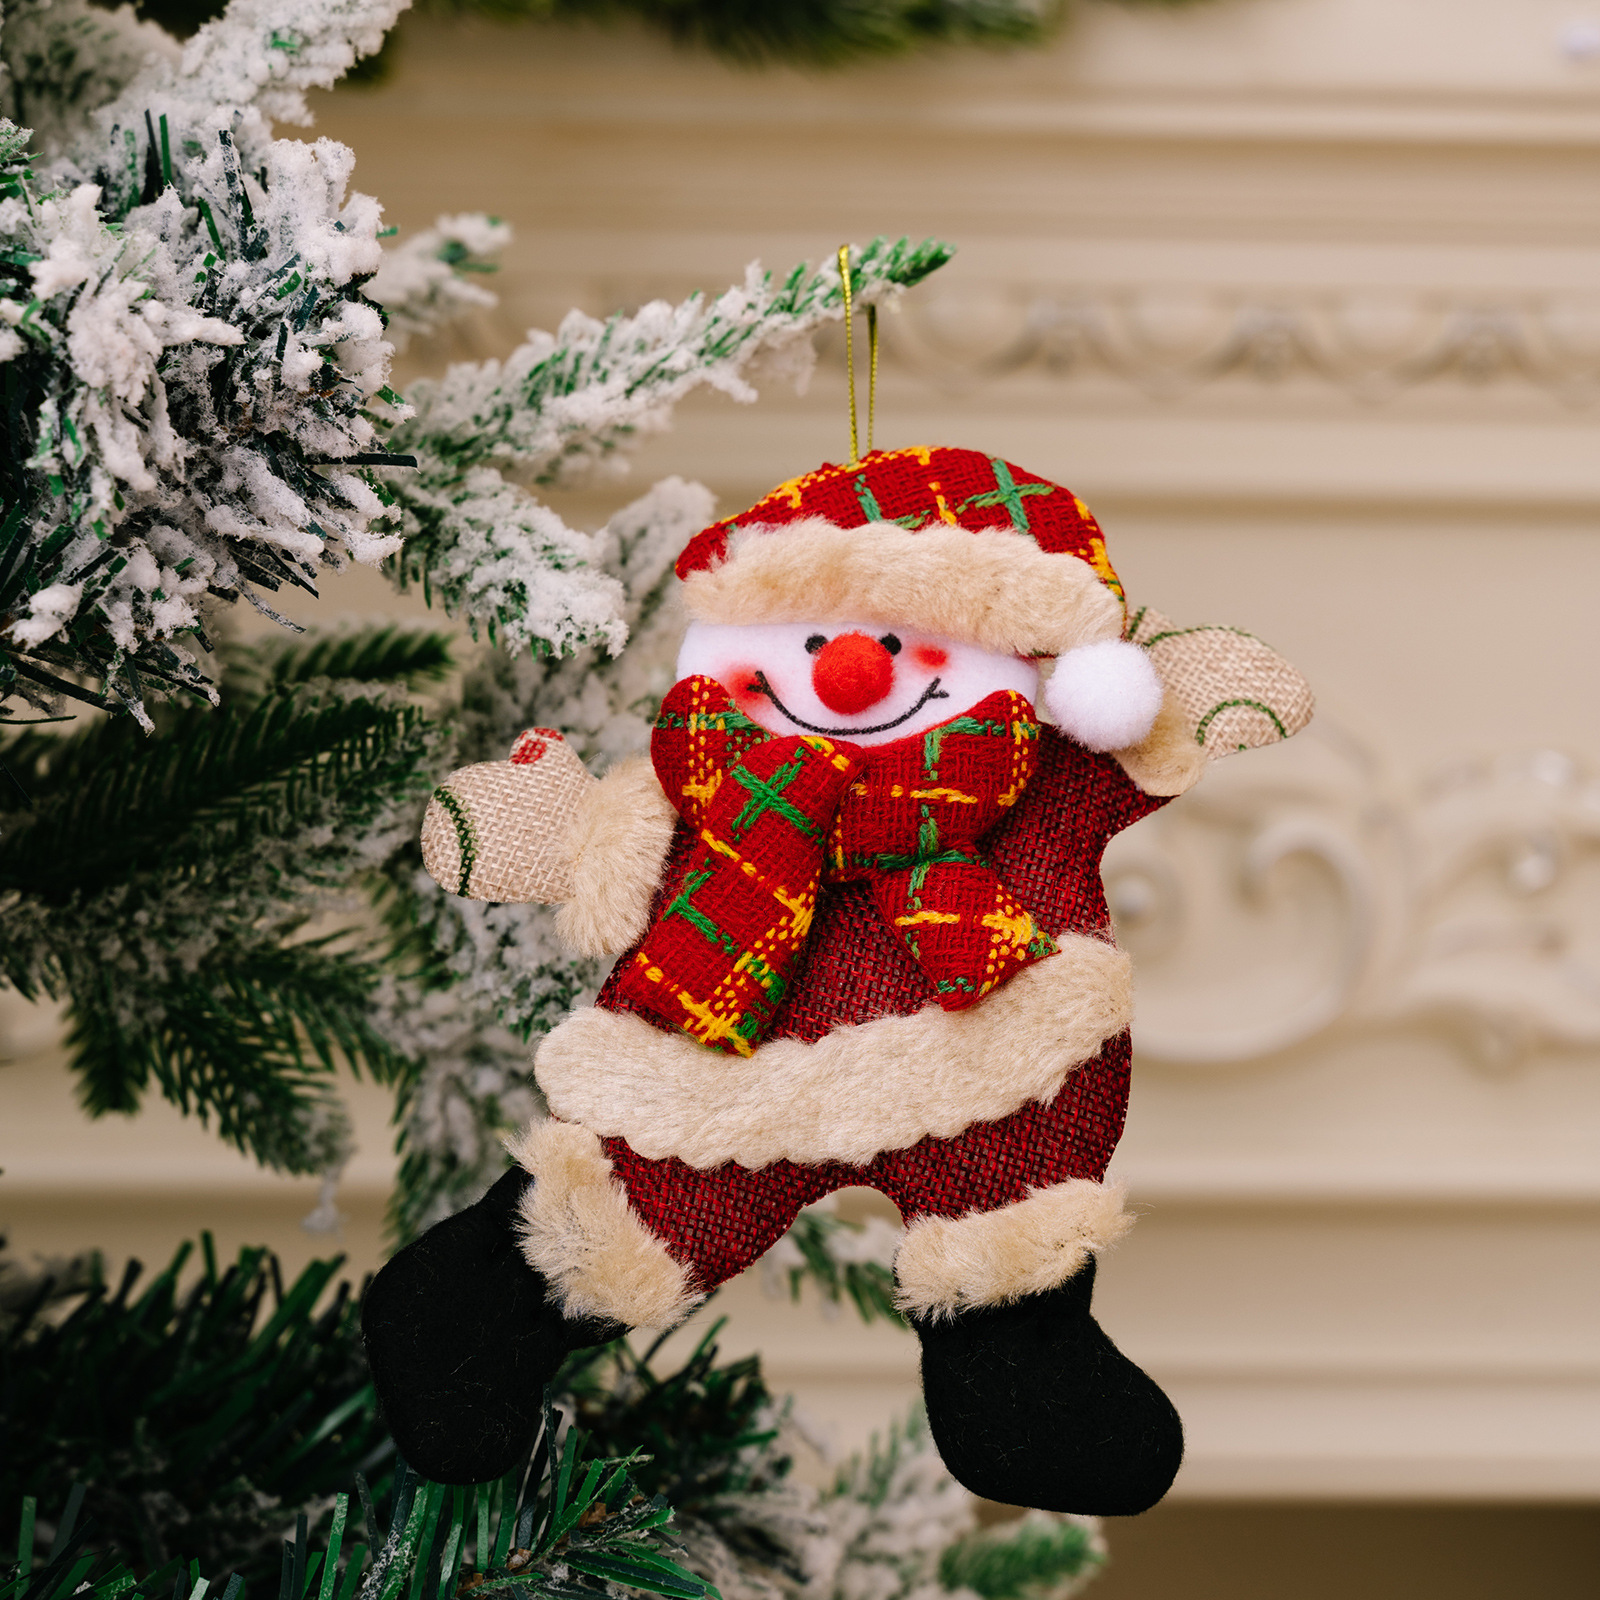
[812,632,894,715]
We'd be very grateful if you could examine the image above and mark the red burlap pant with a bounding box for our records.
[599,1029,1131,1295]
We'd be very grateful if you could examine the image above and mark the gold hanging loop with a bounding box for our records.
[838,243,859,464]
[866,302,878,456]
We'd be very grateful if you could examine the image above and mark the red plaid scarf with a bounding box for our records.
[610,675,1057,1056]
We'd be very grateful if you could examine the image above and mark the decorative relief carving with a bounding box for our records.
[873,290,1600,404]
[440,275,1600,406]
[1104,726,1600,1067]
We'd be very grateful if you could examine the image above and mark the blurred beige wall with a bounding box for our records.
[5,0,1600,1593]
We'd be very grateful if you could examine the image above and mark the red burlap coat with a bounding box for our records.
[587,724,1169,1295]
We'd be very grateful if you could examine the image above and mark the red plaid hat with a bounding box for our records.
[676,447,1127,659]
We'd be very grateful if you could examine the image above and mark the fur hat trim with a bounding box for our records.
[680,518,1124,659]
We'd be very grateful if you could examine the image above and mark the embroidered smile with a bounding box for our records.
[750,672,951,736]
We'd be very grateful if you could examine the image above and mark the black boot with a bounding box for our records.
[362,1168,623,1483]
[911,1258,1183,1515]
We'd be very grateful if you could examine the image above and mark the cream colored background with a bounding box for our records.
[6,0,1600,1592]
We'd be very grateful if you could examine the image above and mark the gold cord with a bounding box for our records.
[838,244,859,463]
[867,303,878,455]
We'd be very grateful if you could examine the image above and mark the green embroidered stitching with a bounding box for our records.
[1195,697,1288,744]
[432,785,477,898]
[956,458,1054,532]
[1142,624,1259,649]
[658,698,766,736]
[739,951,788,1005]
[662,867,733,950]
[730,755,818,838]
[922,713,1013,773]
[861,846,978,873]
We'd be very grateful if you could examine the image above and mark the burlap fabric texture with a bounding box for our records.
[421,729,593,903]
[1127,606,1314,756]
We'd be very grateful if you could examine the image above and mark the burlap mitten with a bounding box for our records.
[420,728,595,903]
[1127,605,1314,757]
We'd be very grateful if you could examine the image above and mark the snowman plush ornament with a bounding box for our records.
[364,447,1313,1514]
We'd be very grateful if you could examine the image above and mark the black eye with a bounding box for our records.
[880,634,902,655]
[805,634,827,654]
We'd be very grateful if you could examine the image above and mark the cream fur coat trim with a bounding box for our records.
[534,934,1133,1171]
[555,756,679,957]
[506,1119,703,1329]
[894,1177,1133,1318]
[1112,693,1206,798]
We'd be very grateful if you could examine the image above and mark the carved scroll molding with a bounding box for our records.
[1104,725,1600,1068]
[873,290,1600,405]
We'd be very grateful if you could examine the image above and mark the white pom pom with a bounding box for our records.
[1043,639,1164,752]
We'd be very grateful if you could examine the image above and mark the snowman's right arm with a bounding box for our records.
[554,756,679,956]
[420,733,678,958]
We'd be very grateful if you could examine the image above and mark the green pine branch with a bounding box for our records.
[939,1512,1105,1600]
[2,1243,714,1600]
[1,688,434,904]
[222,627,457,699]
[563,1322,787,1513]
[0,1240,391,1584]
[0,627,447,1173]
[774,1209,903,1327]
[511,0,1062,64]
[359,1414,712,1600]
[392,236,953,489]
[65,940,410,1171]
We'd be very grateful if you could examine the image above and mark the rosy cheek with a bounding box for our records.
[913,645,949,671]
[719,662,767,711]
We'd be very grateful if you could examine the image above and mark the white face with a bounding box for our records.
[675,620,1040,747]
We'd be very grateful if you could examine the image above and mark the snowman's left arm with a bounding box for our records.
[419,736,679,957]
[1120,603,1314,771]
[1102,602,1315,798]
[993,607,1312,922]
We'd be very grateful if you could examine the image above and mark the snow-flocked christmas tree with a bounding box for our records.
[0,0,948,1216]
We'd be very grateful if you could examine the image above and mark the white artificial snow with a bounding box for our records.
[630,1398,1103,1600]
[397,252,916,488]
[10,581,83,646]
[6,6,933,709]
[394,461,629,656]
[0,55,412,688]
[0,0,178,156]
[823,1420,978,1600]
[90,0,410,138]
[367,212,511,353]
